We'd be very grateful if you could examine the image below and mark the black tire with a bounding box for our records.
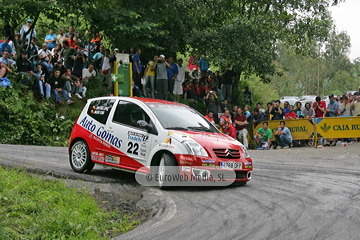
[157,153,178,190]
[69,140,94,173]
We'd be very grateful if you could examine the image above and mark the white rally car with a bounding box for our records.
[69,97,253,189]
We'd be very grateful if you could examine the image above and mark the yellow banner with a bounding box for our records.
[315,117,360,138]
[253,119,315,141]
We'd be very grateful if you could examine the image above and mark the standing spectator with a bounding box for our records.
[221,65,234,102]
[44,29,57,50]
[173,59,185,102]
[205,91,221,124]
[20,19,36,42]
[72,45,86,78]
[243,86,253,104]
[143,55,158,98]
[312,96,326,118]
[167,56,178,95]
[92,45,105,69]
[220,100,229,113]
[254,122,272,149]
[294,101,303,117]
[0,37,15,57]
[188,53,198,79]
[64,26,77,40]
[204,111,216,125]
[155,55,170,100]
[265,102,273,120]
[54,59,67,76]
[270,100,284,120]
[326,93,339,117]
[351,93,360,116]
[274,121,293,149]
[283,101,290,115]
[256,103,266,113]
[253,107,265,128]
[48,69,74,104]
[26,37,39,71]
[132,48,142,91]
[234,107,249,148]
[60,40,76,70]
[67,33,78,50]
[82,63,97,97]
[339,96,351,116]
[198,54,209,75]
[222,121,237,139]
[38,43,53,77]
[100,49,113,93]
[285,105,297,119]
[302,102,315,118]
[56,28,65,47]
[183,80,195,100]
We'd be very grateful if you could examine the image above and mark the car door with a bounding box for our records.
[107,100,156,169]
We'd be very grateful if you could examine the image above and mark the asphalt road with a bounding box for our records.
[1,143,360,240]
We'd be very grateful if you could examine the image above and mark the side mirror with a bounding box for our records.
[137,120,152,131]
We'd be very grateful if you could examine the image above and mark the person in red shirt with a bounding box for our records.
[233,107,249,147]
[313,96,326,118]
[204,111,216,125]
[222,121,236,139]
[67,33,78,49]
[285,105,297,119]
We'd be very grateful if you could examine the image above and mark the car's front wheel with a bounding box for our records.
[158,153,178,190]
[70,140,94,173]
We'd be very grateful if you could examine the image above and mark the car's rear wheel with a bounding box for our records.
[70,140,94,173]
[158,153,178,190]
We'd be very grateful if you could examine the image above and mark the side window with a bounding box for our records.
[113,101,150,128]
[87,99,116,124]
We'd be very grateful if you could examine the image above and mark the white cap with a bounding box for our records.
[160,54,165,58]
[114,48,119,51]
[207,68,212,72]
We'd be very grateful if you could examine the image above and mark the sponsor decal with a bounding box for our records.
[159,143,175,149]
[180,160,193,165]
[244,162,252,169]
[181,166,191,172]
[213,141,229,145]
[244,165,252,169]
[202,160,216,164]
[91,152,105,161]
[79,116,123,149]
[105,155,120,164]
[164,138,172,144]
[179,155,194,161]
[202,164,218,167]
[127,131,148,142]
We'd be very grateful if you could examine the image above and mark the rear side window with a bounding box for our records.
[87,99,116,124]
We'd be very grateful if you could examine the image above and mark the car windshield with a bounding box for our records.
[147,103,219,133]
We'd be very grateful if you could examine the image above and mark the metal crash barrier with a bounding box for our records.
[253,117,360,148]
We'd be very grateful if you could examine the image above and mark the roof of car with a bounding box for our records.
[87,96,187,106]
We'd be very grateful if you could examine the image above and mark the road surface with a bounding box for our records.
[0,144,359,240]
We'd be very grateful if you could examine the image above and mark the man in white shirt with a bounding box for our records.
[0,52,15,67]
[38,43,53,76]
[173,59,185,102]
[82,63,97,97]
[100,49,113,94]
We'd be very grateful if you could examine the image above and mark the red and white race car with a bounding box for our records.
[68,97,253,189]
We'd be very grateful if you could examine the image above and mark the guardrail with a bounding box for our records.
[252,117,360,148]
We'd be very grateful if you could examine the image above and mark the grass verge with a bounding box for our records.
[0,166,139,239]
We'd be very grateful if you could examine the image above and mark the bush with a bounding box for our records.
[0,83,76,146]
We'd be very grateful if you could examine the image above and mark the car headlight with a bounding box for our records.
[240,144,251,158]
[182,140,208,157]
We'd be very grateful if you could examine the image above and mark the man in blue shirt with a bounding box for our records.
[274,121,293,149]
[198,54,209,74]
[167,56,178,94]
[44,29,57,50]
[326,93,339,117]
[0,37,14,58]
[132,48,142,92]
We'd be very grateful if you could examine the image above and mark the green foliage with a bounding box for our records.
[0,83,75,146]
[0,166,138,239]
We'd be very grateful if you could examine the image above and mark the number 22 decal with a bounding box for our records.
[127,142,139,155]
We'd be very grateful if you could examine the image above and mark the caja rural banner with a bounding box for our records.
[253,119,315,141]
[314,116,360,139]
